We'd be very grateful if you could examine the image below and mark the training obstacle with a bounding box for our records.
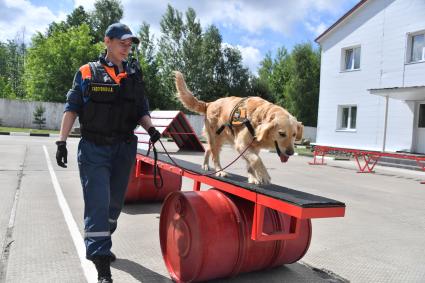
[126,110,204,202]
[134,110,204,152]
[309,145,425,184]
[136,148,345,282]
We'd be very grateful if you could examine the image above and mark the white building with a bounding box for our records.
[315,0,425,154]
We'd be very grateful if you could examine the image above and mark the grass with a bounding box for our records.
[0,126,60,134]
[295,146,314,157]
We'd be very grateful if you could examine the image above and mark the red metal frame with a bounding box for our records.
[251,203,301,241]
[137,153,345,242]
[134,111,204,152]
[309,145,425,183]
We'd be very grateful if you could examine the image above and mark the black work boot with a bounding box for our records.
[92,256,113,283]
[109,251,116,262]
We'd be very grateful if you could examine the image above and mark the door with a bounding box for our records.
[415,102,425,154]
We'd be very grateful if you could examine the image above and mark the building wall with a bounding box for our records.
[317,0,425,151]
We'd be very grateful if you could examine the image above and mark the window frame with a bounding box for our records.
[341,45,361,72]
[418,104,425,128]
[407,30,425,64]
[337,105,358,131]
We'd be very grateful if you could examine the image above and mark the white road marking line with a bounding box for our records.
[42,145,97,283]
[7,180,20,229]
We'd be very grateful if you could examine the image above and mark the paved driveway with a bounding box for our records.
[1,135,424,282]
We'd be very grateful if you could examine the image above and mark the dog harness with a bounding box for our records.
[216,97,256,138]
[215,97,284,159]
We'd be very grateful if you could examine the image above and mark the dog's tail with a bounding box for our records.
[174,71,207,114]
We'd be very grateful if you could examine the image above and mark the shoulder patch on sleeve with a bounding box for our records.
[79,64,91,80]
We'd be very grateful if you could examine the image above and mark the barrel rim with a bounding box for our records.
[159,191,203,282]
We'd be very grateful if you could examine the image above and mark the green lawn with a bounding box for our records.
[295,146,314,157]
[0,126,60,134]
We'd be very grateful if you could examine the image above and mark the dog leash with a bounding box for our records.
[146,137,256,189]
[146,143,164,189]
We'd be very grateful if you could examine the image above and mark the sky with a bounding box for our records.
[0,0,360,73]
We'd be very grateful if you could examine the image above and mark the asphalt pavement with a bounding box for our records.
[1,135,424,282]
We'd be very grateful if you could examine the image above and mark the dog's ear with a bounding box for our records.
[296,121,304,141]
[256,121,276,142]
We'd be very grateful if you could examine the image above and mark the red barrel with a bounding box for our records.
[160,189,312,282]
[125,158,182,202]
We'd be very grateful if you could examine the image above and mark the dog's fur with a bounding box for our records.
[175,71,303,184]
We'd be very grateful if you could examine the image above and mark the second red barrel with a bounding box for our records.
[159,189,312,283]
[125,156,182,202]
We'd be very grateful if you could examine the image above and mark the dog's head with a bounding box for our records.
[256,111,303,163]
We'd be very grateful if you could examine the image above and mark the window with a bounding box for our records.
[419,104,425,128]
[342,46,361,71]
[338,105,357,130]
[410,33,425,63]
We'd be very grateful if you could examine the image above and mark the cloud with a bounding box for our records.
[238,45,262,74]
[131,0,349,35]
[305,21,328,37]
[0,0,66,42]
[73,0,95,10]
[73,0,352,38]
[223,43,262,74]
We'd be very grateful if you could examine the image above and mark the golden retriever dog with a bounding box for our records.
[174,71,303,185]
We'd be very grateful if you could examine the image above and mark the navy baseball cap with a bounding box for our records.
[105,23,140,44]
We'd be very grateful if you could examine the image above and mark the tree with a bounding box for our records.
[220,46,250,97]
[258,48,291,104]
[25,24,103,102]
[283,43,320,126]
[156,4,185,110]
[33,104,46,129]
[47,6,94,39]
[0,42,8,77]
[0,77,15,99]
[91,0,124,43]
[248,75,273,101]
[66,6,91,28]
[137,23,163,110]
[181,8,203,94]
[0,39,26,99]
[47,21,68,37]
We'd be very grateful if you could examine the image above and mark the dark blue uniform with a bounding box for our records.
[65,57,149,259]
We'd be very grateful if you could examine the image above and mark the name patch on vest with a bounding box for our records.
[88,83,118,103]
[91,85,114,93]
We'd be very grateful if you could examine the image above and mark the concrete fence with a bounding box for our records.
[0,98,73,130]
[0,98,316,142]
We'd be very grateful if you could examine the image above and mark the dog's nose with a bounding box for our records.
[285,149,294,156]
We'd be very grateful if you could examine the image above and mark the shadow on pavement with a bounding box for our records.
[207,263,346,283]
[122,202,162,215]
[112,259,345,283]
[328,164,422,182]
[112,258,172,283]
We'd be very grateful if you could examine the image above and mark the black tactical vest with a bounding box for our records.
[79,61,144,145]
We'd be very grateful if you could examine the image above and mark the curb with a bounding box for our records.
[1,132,81,138]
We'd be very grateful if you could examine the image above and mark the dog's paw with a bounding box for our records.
[259,177,271,185]
[202,164,210,171]
[215,171,228,177]
[248,174,256,184]
[260,175,271,185]
[253,172,271,185]
[248,177,261,184]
